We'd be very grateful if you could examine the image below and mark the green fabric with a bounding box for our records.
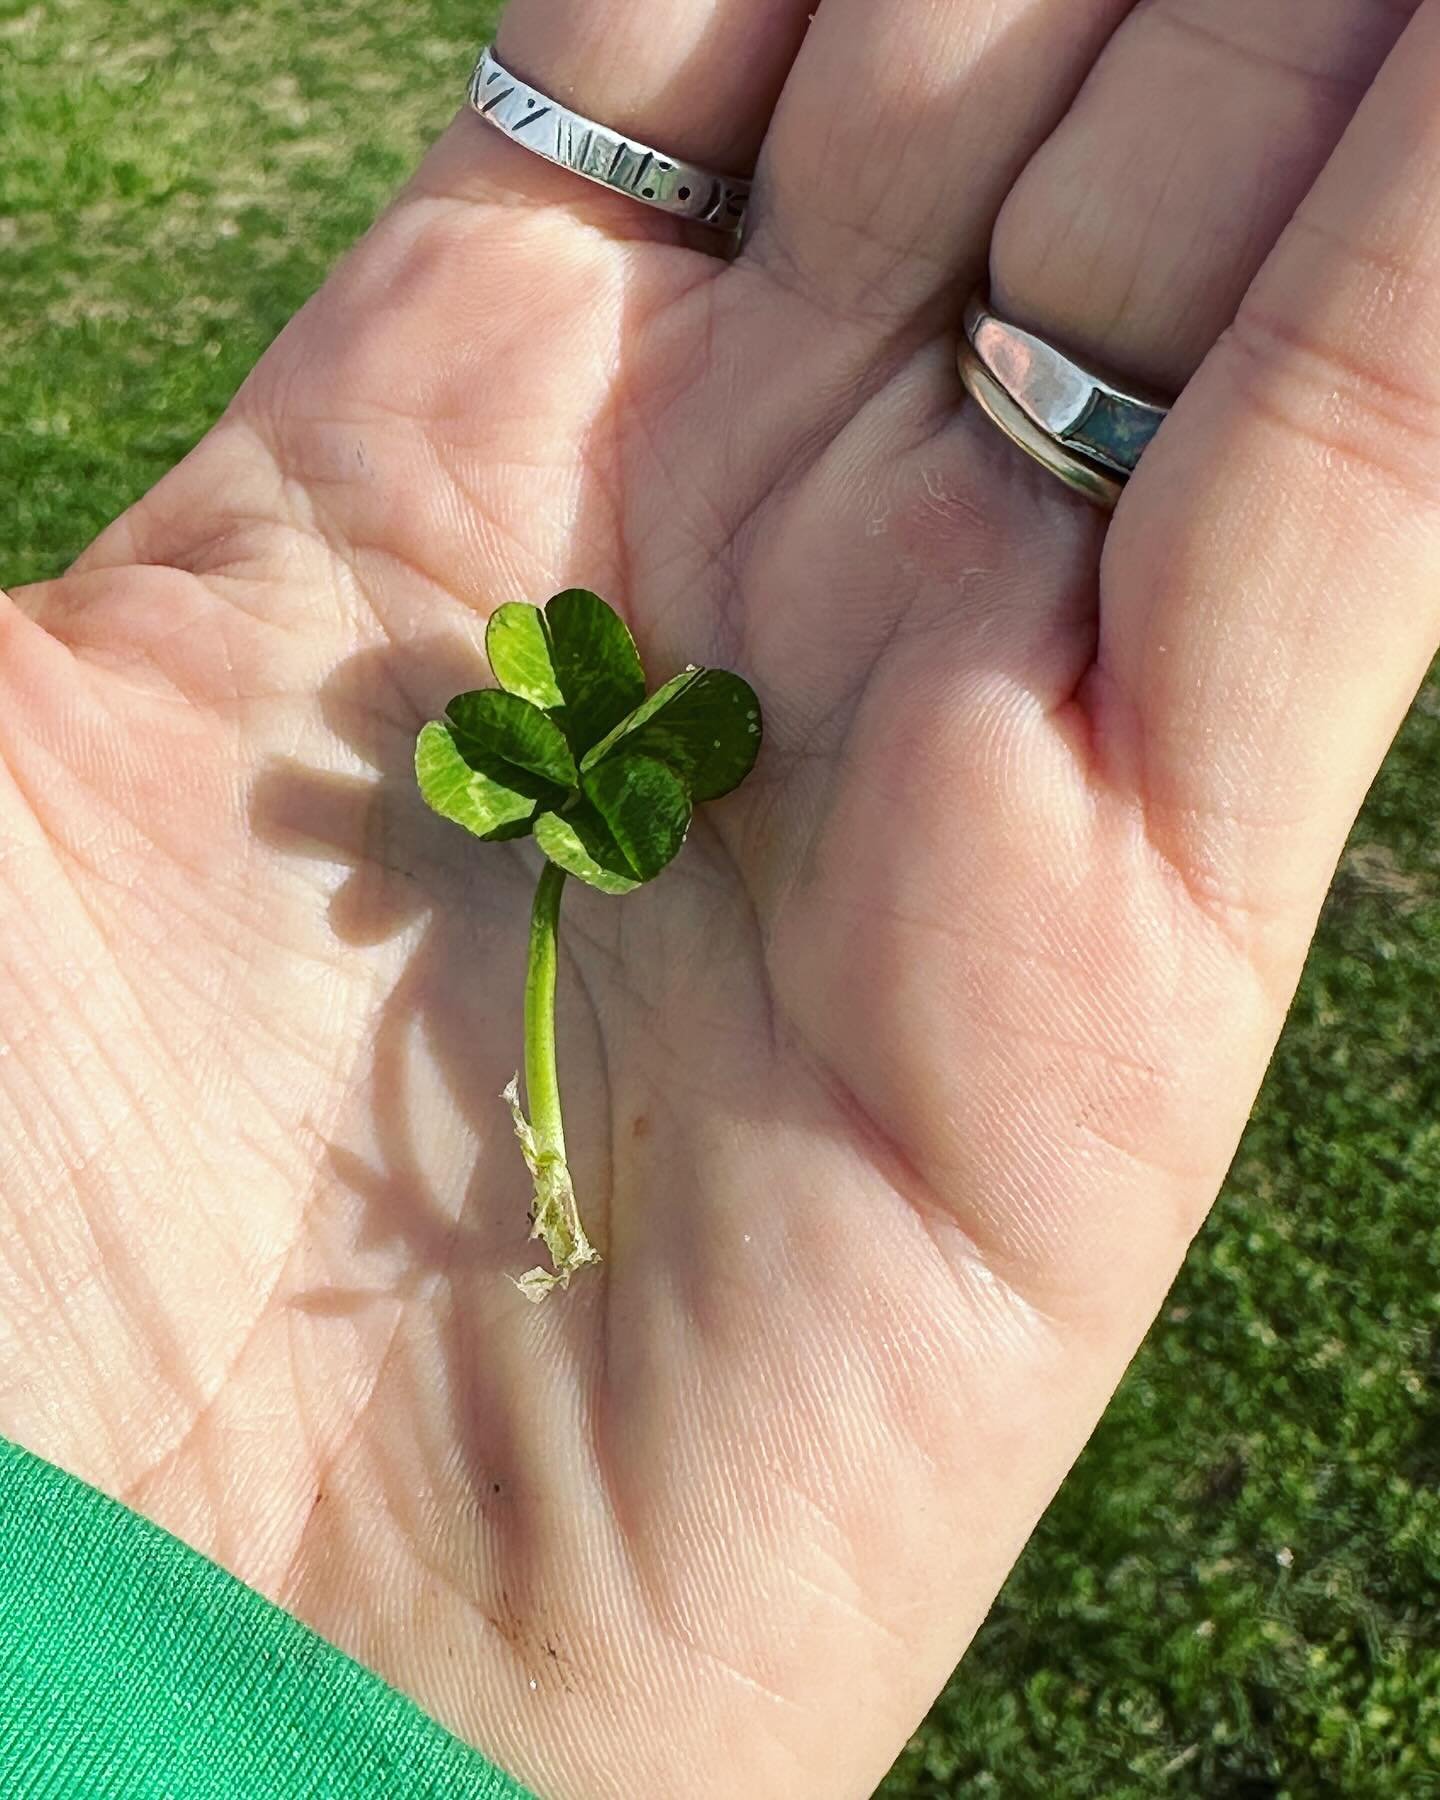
[0,1436,538,1800]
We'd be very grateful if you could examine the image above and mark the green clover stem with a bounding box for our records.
[506,857,601,1301]
[524,858,569,1165]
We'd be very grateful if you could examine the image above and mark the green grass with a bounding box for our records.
[4,3,1437,1793]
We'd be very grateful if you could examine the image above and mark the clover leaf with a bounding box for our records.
[414,718,561,842]
[415,589,764,1299]
[532,805,643,896]
[446,689,578,788]
[581,666,763,801]
[487,588,645,754]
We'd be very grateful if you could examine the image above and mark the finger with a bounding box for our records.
[747,0,1134,324]
[73,1,825,610]
[991,0,1423,392]
[1099,0,1440,951]
[422,0,818,222]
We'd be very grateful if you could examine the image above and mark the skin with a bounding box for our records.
[3,0,1439,1793]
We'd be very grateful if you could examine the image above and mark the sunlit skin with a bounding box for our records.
[3,0,1439,1794]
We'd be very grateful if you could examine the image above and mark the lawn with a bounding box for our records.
[3,1,1437,1793]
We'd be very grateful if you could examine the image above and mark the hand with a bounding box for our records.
[4,0,1437,1793]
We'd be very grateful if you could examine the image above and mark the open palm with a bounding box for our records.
[6,1,1440,1794]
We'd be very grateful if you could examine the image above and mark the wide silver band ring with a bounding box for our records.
[958,294,1171,509]
[467,48,751,234]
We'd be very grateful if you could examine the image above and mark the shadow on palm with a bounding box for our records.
[247,629,798,1305]
[252,637,574,1297]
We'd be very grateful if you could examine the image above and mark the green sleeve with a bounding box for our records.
[0,1435,538,1799]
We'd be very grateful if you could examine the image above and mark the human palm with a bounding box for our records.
[6,2,1440,1794]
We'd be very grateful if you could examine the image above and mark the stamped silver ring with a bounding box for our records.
[467,48,751,234]
[958,294,1172,509]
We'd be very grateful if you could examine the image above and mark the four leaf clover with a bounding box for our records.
[415,590,763,1298]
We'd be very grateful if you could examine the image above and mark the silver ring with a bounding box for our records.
[467,48,750,234]
[958,294,1171,509]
